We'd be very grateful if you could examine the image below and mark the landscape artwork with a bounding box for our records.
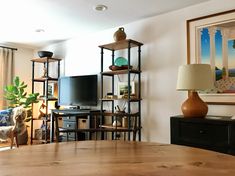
[200,27,235,93]
[187,10,235,104]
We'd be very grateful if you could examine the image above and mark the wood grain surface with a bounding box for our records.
[0,140,235,176]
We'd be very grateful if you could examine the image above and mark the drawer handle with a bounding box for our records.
[67,124,71,127]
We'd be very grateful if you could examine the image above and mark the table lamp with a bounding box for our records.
[176,64,214,118]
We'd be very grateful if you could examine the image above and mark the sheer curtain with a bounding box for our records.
[0,48,14,110]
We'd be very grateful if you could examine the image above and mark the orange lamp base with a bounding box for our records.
[181,91,208,118]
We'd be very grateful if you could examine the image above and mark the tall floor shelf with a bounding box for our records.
[31,57,61,144]
[99,39,143,141]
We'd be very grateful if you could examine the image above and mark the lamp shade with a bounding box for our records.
[176,64,214,91]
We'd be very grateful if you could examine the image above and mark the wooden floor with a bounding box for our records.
[0,140,11,147]
[0,138,43,148]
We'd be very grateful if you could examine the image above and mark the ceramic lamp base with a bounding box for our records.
[181,91,208,118]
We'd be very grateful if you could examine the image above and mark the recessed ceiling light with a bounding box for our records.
[93,4,108,11]
[35,29,45,33]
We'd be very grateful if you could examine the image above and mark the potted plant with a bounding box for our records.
[4,76,39,144]
[4,76,39,113]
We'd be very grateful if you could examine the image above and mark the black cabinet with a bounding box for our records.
[61,116,87,141]
[171,115,235,155]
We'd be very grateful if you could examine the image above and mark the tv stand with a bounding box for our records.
[80,108,91,111]
[68,106,92,111]
[69,106,81,110]
[50,109,100,142]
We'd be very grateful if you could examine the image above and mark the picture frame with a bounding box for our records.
[187,9,235,105]
[47,82,58,98]
[117,81,135,98]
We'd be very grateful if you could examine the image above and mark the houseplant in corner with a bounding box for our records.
[4,76,39,144]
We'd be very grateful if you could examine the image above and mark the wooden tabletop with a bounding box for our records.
[0,140,235,176]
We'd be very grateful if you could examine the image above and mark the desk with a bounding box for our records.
[50,109,98,142]
[1,141,235,176]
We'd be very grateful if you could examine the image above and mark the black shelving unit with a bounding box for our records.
[99,39,143,141]
[31,57,61,144]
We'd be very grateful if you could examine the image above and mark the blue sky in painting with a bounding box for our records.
[201,28,235,80]
[201,28,222,68]
[201,28,210,64]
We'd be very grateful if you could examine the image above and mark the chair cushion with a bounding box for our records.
[0,109,13,126]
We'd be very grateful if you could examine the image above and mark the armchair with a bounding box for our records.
[0,106,27,148]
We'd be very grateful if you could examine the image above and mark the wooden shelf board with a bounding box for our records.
[33,78,58,82]
[101,98,141,102]
[32,117,43,120]
[38,97,58,101]
[58,128,135,133]
[31,57,62,63]
[99,125,130,130]
[102,112,139,116]
[99,39,143,51]
[101,69,141,75]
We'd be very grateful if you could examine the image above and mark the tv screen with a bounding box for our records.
[58,75,98,107]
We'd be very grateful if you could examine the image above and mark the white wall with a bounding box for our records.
[14,46,34,95]
[40,0,235,143]
[12,46,34,134]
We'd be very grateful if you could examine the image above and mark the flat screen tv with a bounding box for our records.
[58,74,98,107]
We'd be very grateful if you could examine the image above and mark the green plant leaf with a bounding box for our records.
[4,76,39,109]
[20,81,25,86]
[19,84,27,89]
[14,76,20,86]
[5,85,14,92]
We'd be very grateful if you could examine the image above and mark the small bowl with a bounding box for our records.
[38,51,53,58]
[109,65,133,71]
[109,65,122,71]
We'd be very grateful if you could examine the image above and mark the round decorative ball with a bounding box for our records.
[114,57,128,66]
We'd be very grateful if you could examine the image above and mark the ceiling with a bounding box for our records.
[0,0,210,49]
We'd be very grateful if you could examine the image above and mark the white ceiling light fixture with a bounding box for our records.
[35,29,45,33]
[93,4,108,11]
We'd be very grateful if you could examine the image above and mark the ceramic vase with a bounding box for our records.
[113,27,127,42]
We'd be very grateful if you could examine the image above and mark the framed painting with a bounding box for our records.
[187,9,235,105]
[117,81,135,98]
[47,82,58,98]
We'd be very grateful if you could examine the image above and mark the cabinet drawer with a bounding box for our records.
[179,121,229,146]
[63,132,76,138]
[64,116,76,121]
[63,121,76,129]
[62,132,86,140]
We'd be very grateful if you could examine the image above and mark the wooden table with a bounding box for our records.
[1,141,235,176]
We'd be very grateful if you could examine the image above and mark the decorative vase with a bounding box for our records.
[112,120,122,127]
[113,27,127,42]
[122,117,128,128]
